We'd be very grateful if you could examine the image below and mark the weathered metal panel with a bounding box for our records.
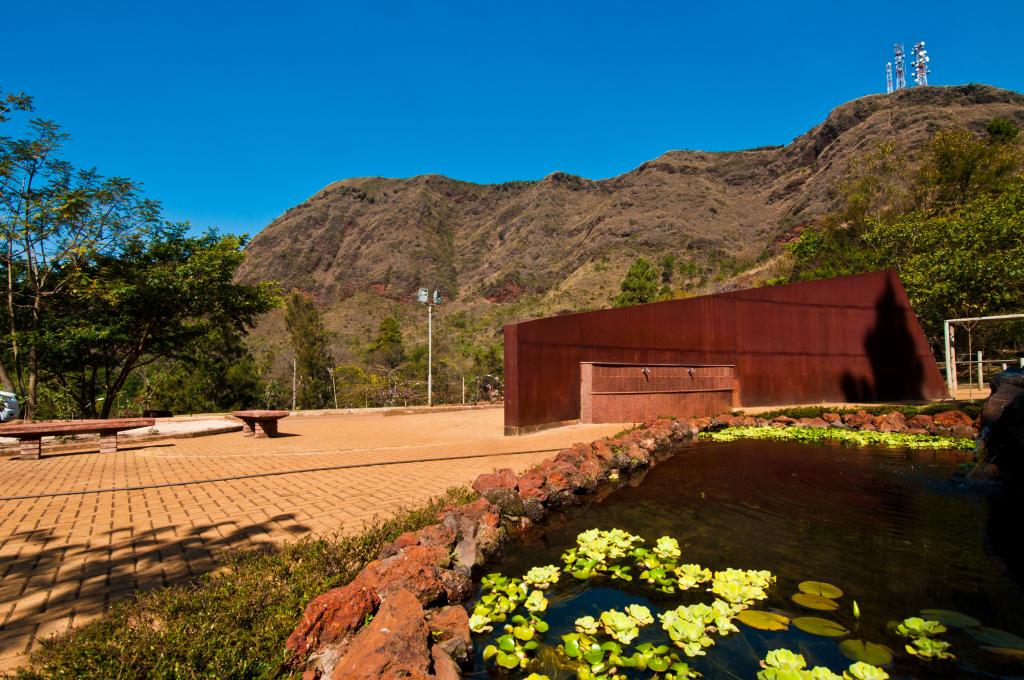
[504,270,947,432]
[581,363,736,424]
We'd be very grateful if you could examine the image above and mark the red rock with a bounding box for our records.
[286,579,379,661]
[861,423,879,432]
[905,427,929,435]
[516,468,548,502]
[771,416,797,426]
[443,499,503,569]
[933,410,973,428]
[692,417,712,432]
[427,605,471,663]
[875,412,908,433]
[379,524,456,559]
[591,439,617,462]
[908,414,935,432]
[301,670,318,680]
[430,646,461,680]
[331,589,433,680]
[712,414,741,428]
[438,568,474,603]
[843,410,874,428]
[360,545,450,605]
[822,412,841,423]
[796,417,830,428]
[472,468,518,495]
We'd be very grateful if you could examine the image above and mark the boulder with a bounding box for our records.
[472,468,518,495]
[771,415,798,427]
[360,545,450,605]
[979,368,1024,474]
[795,417,830,428]
[430,646,461,680]
[822,412,842,424]
[516,469,549,503]
[286,580,379,661]
[331,589,434,680]
[481,487,525,517]
[908,414,935,432]
[842,410,874,428]
[427,605,472,663]
[874,411,908,433]
[379,524,456,559]
[438,568,474,604]
[443,499,503,569]
[933,409,978,439]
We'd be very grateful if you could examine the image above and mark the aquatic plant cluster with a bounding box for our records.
[699,426,974,450]
[471,527,1024,679]
[469,528,889,679]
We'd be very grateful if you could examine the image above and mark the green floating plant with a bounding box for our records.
[469,571,529,633]
[757,648,889,680]
[709,568,775,605]
[482,612,550,670]
[893,616,955,661]
[523,564,561,589]
[700,426,973,450]
[562,528,645,580]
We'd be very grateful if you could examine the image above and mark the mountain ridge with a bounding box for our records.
[237,84,1024,309]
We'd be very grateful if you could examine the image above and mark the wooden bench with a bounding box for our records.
[232,410,290,438]
[0,418,156,460]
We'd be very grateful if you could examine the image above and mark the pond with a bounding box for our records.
[467,438,1024,679]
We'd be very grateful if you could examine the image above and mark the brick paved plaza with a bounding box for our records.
[0,407,625,669]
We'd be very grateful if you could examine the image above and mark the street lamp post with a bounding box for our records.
[417,288,442,406]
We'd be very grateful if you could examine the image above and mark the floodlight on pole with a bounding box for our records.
[418,287,442,406]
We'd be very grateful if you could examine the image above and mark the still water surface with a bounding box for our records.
[469,439,1024,679]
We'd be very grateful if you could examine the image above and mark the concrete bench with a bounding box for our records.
[0,418,156,460]
[232,410,290,438]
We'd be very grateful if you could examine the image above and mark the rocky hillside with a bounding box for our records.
[237,85,1024,309]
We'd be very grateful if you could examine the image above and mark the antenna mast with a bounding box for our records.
[886,62,893,94]
[893,43,907,90]
[912,41,930,86]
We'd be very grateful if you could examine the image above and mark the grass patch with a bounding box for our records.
[699,426,974,450]
[744,402,983,421]
[10,486,477,680]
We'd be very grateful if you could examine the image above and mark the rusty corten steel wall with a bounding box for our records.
[504,270,947,434]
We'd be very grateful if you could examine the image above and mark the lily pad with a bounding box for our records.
[967,627,1024,651]
[839,639,894,666]
[792,616,850,637]
[792,592,840,611]
[736,610,790,631]
[799,580,844,599]
[919,609,981,629]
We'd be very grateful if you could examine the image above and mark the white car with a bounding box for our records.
[0,392,19,422]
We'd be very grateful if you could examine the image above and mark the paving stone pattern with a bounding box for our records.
[0,408,624,669]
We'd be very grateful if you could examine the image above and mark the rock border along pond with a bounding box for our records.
[284,410,978,679]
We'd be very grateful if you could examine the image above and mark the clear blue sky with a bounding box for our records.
[6,0,1023,235]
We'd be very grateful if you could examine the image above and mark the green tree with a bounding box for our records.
[284,291,334,409]
[367,316,405,369]
[862,179,1024,337]
[39,225,277,418]
[613,258,659,307]
[919,127,1022,211]
[0,91,162,417]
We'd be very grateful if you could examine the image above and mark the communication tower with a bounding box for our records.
[912,42,930,86]
[893,43,907,90]
[886,62,893,94]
